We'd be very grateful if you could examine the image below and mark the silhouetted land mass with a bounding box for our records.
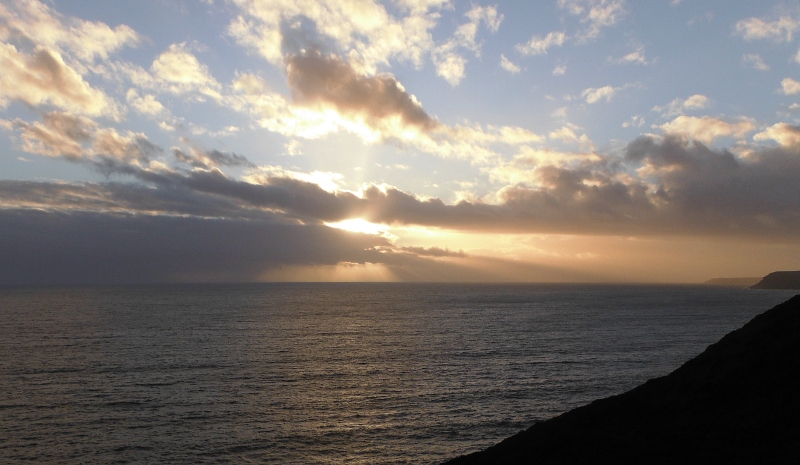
[703,277,762,287]
[750,271,800,290]
[445,295,800,465]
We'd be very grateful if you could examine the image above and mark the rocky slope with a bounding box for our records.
[445,295,800,464]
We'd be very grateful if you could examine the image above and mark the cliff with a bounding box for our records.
[750,271,800,290]
[444,295,800,464]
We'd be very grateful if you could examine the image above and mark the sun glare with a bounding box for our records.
[325,218,390,235]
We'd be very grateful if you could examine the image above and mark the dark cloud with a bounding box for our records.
[5,133,798,285]
[285,50,437,131]
[0,179,281,221]
[9,131,800,241]
[173,147,256,169]
[2,134,799,290]
[624,135,800,226]
[0,209,390,286]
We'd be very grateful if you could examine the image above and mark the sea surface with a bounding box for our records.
[0,283,796,464]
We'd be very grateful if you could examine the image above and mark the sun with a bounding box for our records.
[325,218,389,235]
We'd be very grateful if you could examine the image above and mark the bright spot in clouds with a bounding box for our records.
[326,218,391,236]
[1,0,800,284]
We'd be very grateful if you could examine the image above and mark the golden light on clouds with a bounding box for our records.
[2,0,800,285]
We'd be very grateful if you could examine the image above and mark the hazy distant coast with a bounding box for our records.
[703,277,762,287]
[750,271,800,290]
[702,271,800,289]
[445,295,800,464]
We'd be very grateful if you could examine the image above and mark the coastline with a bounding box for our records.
[445,295,800,464]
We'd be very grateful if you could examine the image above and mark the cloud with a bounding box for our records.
[0,44,119,117]
[246,165,344,192]
[399,245,467,258]
[653,94,709,117]
[125,89,167,117]
[173,147,256,170]
[286,50,437,133]
[4,129,800,287]
[0,0,143,119]
[781,77,800,95]
[0,208,392,285]
[581,85,618,104]
[458,5,503,50]
[430,52,467,86]
[500,54,520,73]
[13,111,94,159]
[753,122,800,147]
[149,43,222,100]
[396,0,450,14]
[358,137,800,239]
[614,46,651,65]
[735,15,800,42]
[0,0,140,62]
[516,31,566,56]
[548,126,594,150]
[558,0,627,42]
[659,116,755,143]
[552,64,567,75]
[486,146,602,186]
[10,111,158,162]
[431,5,503,85]
[226,0,444,76]
[742,53,770,71]
[229,50,541,163]
[622,115,645,128]
[228,53,440,145]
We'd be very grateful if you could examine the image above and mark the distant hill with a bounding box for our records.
[444,295,800,464]
[751,271,800,290]
[703,277,762,287]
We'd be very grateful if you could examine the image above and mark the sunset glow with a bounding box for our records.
[325,218,391,236]
[1,0,799,285]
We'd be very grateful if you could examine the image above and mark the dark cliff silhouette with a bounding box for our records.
[445,295,800,464]
[751,271,800,290]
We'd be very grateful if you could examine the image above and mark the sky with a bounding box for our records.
[1,0,800,285]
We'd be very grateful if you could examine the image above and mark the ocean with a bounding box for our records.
[1,283,796,464]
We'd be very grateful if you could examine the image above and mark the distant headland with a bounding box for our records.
[444,295,800,464]
[702,271,800,290]
[750,271,800,290]
[703,277,762,287]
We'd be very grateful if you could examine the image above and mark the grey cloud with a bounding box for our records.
[7,134,800,244]
[12,111,159,163]
[12,111,95,159]
[624,135,800,230]
[0,206,603,285]
[93,130,161,163]
[39,111,93,142]
[0,209,390,286]
[79,162,366,223]
[0,180,282,222]
[399,246,468,258]
[173,147,256,169]
[285,50,437,131]
[61,142,800,239]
